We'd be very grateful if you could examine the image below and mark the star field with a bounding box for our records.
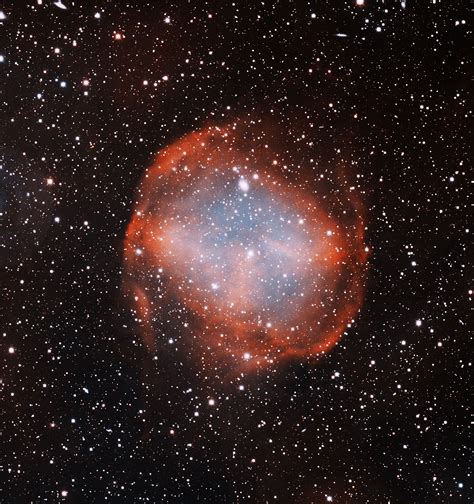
[1,1,471,503]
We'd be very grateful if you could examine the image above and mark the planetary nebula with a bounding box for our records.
[124,121,368,371]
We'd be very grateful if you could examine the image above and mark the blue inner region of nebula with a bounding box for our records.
[164,173,321,324]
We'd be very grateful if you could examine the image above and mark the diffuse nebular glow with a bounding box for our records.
[124,120,368,372]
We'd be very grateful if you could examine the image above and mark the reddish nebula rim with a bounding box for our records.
[123,122,368,372]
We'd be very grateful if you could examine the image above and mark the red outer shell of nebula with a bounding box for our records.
[123,121,368,372]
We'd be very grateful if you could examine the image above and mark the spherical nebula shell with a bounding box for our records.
[124,122,368,371]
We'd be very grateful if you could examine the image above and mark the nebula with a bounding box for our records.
[123,120,368,372]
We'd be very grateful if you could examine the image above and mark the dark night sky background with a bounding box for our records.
[1,1,472,503]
